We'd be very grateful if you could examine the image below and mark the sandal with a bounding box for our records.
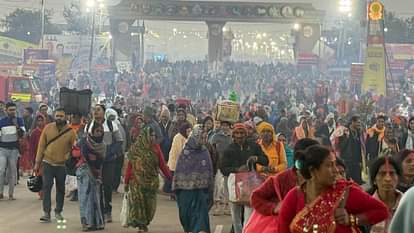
[82,224,90,232]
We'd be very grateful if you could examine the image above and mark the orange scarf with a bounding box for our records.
[367,125,385,141]
[295,122,315,140]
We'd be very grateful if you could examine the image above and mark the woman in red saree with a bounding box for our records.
[29,114,46,199]
[29,114,46,163]
[278,145,389,233]
[18,136,31,174]
[244,138,320,233]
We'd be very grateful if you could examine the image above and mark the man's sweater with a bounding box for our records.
[36,122,76,166]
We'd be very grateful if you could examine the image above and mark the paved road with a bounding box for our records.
[0,182,232,233]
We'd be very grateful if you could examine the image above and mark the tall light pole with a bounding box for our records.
[140,20,145,69]
[88,6,96,73]
[358,0,368,63]
[41,0,45,48]
[86,0,105,73]
[338,0,353,64]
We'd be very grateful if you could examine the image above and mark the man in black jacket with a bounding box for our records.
[220,123,268,233]
[315,113,336,147]
[338,115,365,184]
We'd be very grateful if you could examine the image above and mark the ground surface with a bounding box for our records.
[0,181,232,233]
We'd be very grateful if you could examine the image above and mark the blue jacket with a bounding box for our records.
[0,116,25,149]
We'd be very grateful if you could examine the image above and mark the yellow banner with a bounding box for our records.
[362,47,386,96]
[10,93,31,102]
[0,36,37,59]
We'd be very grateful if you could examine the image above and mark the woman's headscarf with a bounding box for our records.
[85,123,106,157]
[105,108,119,122]
[130,127,153,159]
[130,114,143,141]
[35,114,46,129]
[256,121,277,142]
[172,125,213,191]
[127,127,160,189]
[187,124,205,148]
[90,122,104,143]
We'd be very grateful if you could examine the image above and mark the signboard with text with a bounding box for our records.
[362,47,386,96]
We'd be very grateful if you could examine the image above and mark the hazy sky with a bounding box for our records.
[0,0,412,24]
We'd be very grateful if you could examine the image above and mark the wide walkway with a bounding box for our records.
[0,181,232,233]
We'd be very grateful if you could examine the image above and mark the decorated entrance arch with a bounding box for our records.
[107,0,325,70]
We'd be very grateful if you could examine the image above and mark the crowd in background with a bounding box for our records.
[1,59,414,233]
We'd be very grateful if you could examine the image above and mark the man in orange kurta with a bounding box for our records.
[291,116,315,147]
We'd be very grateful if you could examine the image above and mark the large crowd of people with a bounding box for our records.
[1,60,414,233]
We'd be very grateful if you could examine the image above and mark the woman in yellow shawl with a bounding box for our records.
[256,122,287,176]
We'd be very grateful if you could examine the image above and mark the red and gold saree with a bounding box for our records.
[278,180,383,233]
[289,181,357,233]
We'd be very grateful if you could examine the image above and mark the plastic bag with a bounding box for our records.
[65,175,77,193]
[228,171,264,205]
[120,192,129,227]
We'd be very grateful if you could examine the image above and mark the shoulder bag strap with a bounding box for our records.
[45,128,72,149]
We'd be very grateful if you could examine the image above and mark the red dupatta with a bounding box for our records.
[289,180,360,233]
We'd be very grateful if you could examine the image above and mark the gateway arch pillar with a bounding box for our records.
[206,21,226,73]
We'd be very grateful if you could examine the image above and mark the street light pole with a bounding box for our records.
[140,20,145,69]
[89,6,96,73]
[41,0,45,48]
[359,0,368,63]
[338,0,352,64]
